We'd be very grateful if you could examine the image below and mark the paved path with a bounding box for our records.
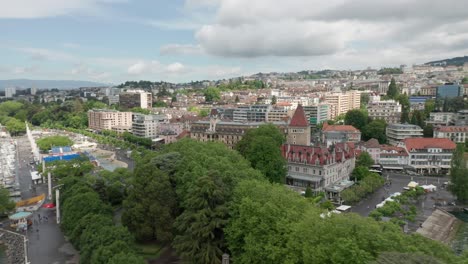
[16,136,79,264]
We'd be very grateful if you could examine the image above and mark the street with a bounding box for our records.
[350,171,455,231]
[16,136,79,264]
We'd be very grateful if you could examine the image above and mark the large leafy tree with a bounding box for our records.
[449,144,468,202]
[345,109,367,130]
[235,124,286,183]
[173,173,229,264]
[356,152,375,167]
[387,78,399,99]
[362,120,387,144]
[36,135,73,152]
[204,87,221,102]
[0,187,15,215]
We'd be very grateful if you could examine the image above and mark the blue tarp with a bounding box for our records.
[43,153,81,163]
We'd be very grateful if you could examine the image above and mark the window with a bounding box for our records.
[303,168,308,173]
[295,167,299,172]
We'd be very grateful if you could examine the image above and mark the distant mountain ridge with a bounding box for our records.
[0,79,111,90]
[425,56,468,66]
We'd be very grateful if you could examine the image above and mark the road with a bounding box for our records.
[16,136,79,264]
[350,171,455,232]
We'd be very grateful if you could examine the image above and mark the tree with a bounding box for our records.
[362,120,387,144]
[356,152,374,167]
[204,87,221,102]
[171,96,177,103]
[397,94,410,123]
[36,135,73,152]
[449,144,468,202]
[344,109,367,130]
[360,93,370,108]
[423,124,434,138]
[234,95,240,103]
[0,187,15,215]
[271,95,277,105]
[424,99,435,117]
[462,77,468,84]
[351,166,371,182]
[173,173,228,264]
[235,124,286,183]
[387,78,399,99]
[107,252,145,264]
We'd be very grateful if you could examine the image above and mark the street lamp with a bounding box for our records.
[53,184,64,224]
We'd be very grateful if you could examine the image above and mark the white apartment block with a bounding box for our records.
[403,138,456,174]
[379,145,409,169]
[324,90,361,119]
[132,113,168,139]
[88,109,133,131]
[386,123,423,146]
[5,87,16,98]
[367,97,402,124]
[433,126,468,143]
[119,89,153,109]
[425,112,456,127]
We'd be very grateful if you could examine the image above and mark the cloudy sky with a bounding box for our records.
[1,0,468,84]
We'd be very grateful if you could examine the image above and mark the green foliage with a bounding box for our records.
[378,68,403,75]
[204,87,221,102]
[271,95,277,105]
[36,135,73,152]
[199,109,209,117]
[129,107,151,115]
[357,152,375,167]
[345,109,368,130]
[122,132,152,148]
[449,144,468,202]
[304,186,313,198]
[424,99,436,117]
[362,119,387,144]
[46,157,94,180]
[387,78,399,99]
[4,117,26,136]
[360,93,370,108]
[153,100,168,108]
[342,172,385,204]
[235,124,286,183]
[351,166,371,181]
[0,101,24,116]
[107,252,145,264]
[397,94,410,123]
[423,124,434,138]
[0,187,15,215]
[409,110,425,128]
[462,77,468,84]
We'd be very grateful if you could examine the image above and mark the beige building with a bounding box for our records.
[324,90,361,119]
[119,89,153,109]
[433,126,468,143]
[88,109,132,131]
[367,97,402,124]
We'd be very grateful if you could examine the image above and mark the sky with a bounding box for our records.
[1,0,468,84]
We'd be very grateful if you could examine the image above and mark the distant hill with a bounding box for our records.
[0,79,111,90]
[425,56,468,66]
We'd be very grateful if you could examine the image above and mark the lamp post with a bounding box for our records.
[53,184,64,224]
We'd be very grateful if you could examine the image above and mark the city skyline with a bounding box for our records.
[1,0,468,83]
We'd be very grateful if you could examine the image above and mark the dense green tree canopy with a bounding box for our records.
[362,120,387,144]
[204,87,221,102]
[36,135,73,152]
[387,78,399,99]
[0,187,15,215]
[345,109,368,130]
[357,152,375,167]
[449,144,468,202]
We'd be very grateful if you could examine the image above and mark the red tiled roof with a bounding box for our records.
[434,126,468,133]
[403,138,456,150]
[289,104,308,127]
[176,130,190,140]
[281,142,355,166]
[322,123,359,132]
[363,138,380,149]
[380,145,408,156]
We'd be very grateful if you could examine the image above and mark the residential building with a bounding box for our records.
[402,138,456,174]
[367,97,402,124]
[119,89,153,109]
[5,87,16,98]
[303,104,330,129]
[286,105,310,146]
[436,83,463,99]
[266,107,290,122]
[230,104,289,123]
[190,109,288,149]
[88,109,132,131]
[30,87,37,95]
[360,138,380,164]
[379,145,409,170]
[456,110,468,126]
[386,123,423,146]
[433,126,468,143]
[425,112,456,126]
[420,85,437,96]
[322,123,361,147]
[323,90,361,119]
[132,113,167,139]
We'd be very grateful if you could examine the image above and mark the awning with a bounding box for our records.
[382,166,404,170]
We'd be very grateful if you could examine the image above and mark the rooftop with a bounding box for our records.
[403,138,456,150]
[289,104,309,127]
[434,126,468,133]
[323,122,359,132]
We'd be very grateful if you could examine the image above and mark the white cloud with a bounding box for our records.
[127,60,162,75]
[13,65,38,74]
[0,0,122,19]
[166,62,186,73]
[160,44,202,56]
[17,47,75,61]
[146,19,202,30]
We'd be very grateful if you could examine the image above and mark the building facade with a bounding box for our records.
[436,83,463,99]
[322,123,361,147]
[119,89,153,109]
[433,126,468,143]
[379,145,409,169]
[4,87,16,98]
[324,90,361,119]
[386,123,423,146]
[425,112,456,127]
[303,104,330,129]
[456,110,468,126]
[360,138,380,164]
[88,109,132,131]
[403,138,456,174]
[132,113,168,139]
[367,97,402,124]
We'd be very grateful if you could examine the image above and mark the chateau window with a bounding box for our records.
[295,167,299,172]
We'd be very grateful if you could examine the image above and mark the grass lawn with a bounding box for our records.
[135,242,162,259]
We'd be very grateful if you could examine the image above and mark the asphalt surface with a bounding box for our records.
[350,171,456,232]
[16,136,79,264]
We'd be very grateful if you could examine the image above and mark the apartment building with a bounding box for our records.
[456,110,468,126]
[360,138,380,164]
[303,104,330,129]
[119,89,153,109]
[231,104,289,123]
[324,90,360,119]
[132,113,168,139]
[425,112,456,126]
[386,123,423,146]
[5,87,16,98]
[379,145,409,170]
[367,97,402,124]
[322,123,361,147]
[433,126,468,143]
[88,109,132,131]
[402,138,456,174]
[190,109,288,149]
